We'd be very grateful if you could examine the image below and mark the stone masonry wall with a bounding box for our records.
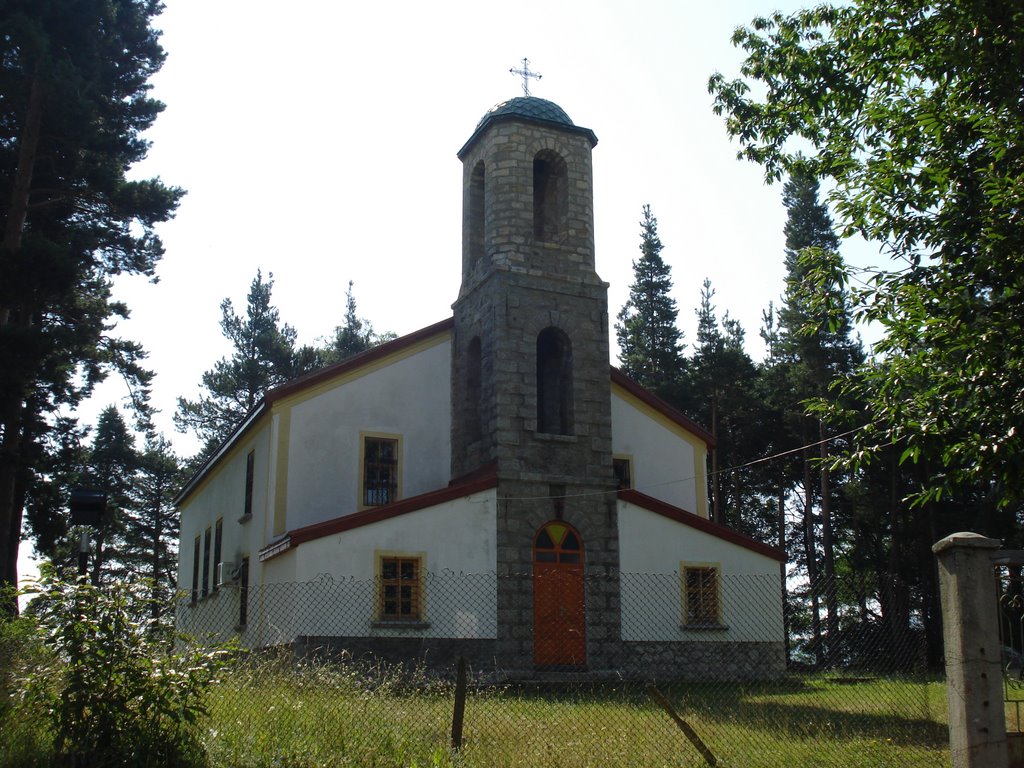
[452,112,622,674]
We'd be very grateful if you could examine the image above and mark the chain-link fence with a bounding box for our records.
[3,572,949,767]
[170,571,947,767]
[997,564,1024,739]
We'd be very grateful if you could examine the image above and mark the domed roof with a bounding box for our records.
[478,97,575,129]
[458,96,598,158]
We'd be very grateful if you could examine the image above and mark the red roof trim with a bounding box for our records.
[285,471,499,549]
[609,368,715,448]
[618,488,785,562]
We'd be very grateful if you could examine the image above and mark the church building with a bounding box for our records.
[175,96,786,679]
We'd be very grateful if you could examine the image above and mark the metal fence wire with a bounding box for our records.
[3,572,949,768]
[997,564,1024,734]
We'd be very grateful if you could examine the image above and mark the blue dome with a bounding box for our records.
[477,97,575,129]
[458,97,597,158]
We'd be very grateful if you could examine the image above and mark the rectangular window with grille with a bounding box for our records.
[683,565,720,626]
[191,536,201,603]
[362,435,399,507]
[213,518,223,590]
[202,527,212,598]
[238,556,249,628]
[243,450,255,518]
[379,556,421,621]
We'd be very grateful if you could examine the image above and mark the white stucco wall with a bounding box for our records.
[618,501,784,643]
[282,336,452,531]
[176,424,271,595]
[610,389,703,514]
[246,489,498,646]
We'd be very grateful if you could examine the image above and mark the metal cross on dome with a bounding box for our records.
[510,57,542,97]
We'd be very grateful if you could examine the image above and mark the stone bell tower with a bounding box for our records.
[451,97,621,671]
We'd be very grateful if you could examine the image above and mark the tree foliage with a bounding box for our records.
[12,577,231,766]
[615,205,684,396]
[709,0,1024,506]
[174,271,303,457]
[686,280,771,534]
[127,435,184,612]
[21,405,182,607]
[324,280,382,364]
[0,0,181,601]
[176,273,396,464]
[81,406,139,587]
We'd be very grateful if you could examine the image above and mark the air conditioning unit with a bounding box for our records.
[216,561,241,585]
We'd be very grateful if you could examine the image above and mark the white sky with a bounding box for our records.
[21,0,885,579]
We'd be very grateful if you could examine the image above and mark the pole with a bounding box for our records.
[78,530,89,579]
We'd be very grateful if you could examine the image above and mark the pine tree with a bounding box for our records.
[324,281,379,363]
[82,406,139,587]
[686,280,771,535]
[175,271,300,457]
[23,416,90,572]
[711,0,1024,508]
[776,166,863,662]
[126,435,182,615]
[0,0,181,605]
[615,205,684,396]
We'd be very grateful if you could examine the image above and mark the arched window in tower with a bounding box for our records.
[468,161,486,267]
[465,336,483,443]
[536,327,574,435]
[533,150,567,243]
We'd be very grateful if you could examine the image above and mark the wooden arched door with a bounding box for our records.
[533,521,586,666]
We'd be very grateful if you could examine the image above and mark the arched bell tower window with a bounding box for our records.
[536,327,573,435]
[533,150,567,243]
[468,161,486,267]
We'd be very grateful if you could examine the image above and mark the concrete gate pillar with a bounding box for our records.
[933,532,1008,768]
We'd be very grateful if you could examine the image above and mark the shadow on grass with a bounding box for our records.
[495,676,947,748]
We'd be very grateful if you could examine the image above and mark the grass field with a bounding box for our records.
[197,663,950,768]
[0,647,953,768]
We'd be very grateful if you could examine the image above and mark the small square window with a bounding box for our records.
[683,565,720,626]
[379,556,421,621]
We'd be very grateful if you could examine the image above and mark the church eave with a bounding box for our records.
[618,488,786,562]
[262,471,500,561]
[174,317,456,508]
[609,367,716,448]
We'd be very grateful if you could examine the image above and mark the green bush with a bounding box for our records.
[0,600,54,767]
[8,578,233,767]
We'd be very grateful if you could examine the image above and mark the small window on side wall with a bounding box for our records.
[683,565,721,627]
[191,536,201,603]
[378,555,423,622]
[613,456,633,490]
[201,527,211,599]
[212,518,223,590]
[361,434,400,507]
[243,450,255,519]
[238,557,250,628]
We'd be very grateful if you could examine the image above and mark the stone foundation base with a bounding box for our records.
[620,640,786,681]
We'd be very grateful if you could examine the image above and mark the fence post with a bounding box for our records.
[933,532,1008,768]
